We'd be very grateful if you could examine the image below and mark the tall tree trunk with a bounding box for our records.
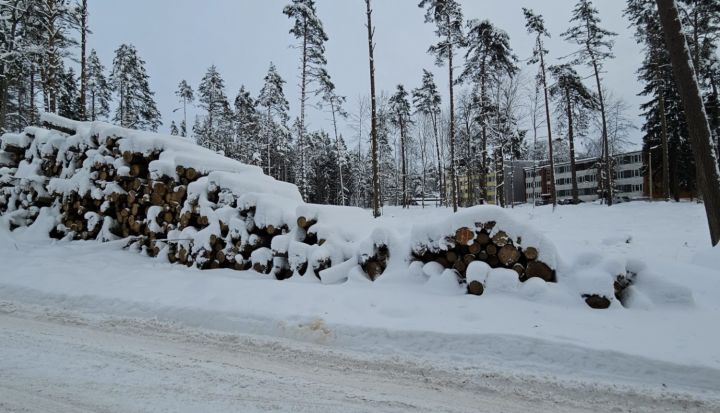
[29,64,35,125]
[590,57,611,205]
[539,42,556,208]
[400,115,407,208]
[299,15,309,200]
[267,107,272,177]
[658,81,671,200]
[79,0,88,120]
[479,83,488,202]
[330,99,345,206]
[447,16,458,212]
[432,113,443,206]
[566,88,579,203]
[464,115,472,206]
[366,0,380,218]
[656,0,720,246]
[183,97,188,137]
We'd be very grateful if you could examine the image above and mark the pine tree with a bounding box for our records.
[196,65,232,153]
[656,0,720,246]
[86,49,111,121]
[419,0,465,212]
[412,69,444,204]
[77,0,88,120]
[234,85,260,164]
[524,8,557,208]
[318,70,349,205]
[175,80,194,137]
[110,44,161,131]
[0,0,38,131]
[461,19,517,204]
[389,84,412,208]
[284,0,328,200]
[626,0,678,200]
[677,0,720,164]
[257,62,290,178]
[365,0,381,216]
[57,65,82,119]
[549,64,596,203]
[35,0,78,114]
[562,0,617,205]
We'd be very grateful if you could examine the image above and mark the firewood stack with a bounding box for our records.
[412,219,556,286]
[4,115,639,310]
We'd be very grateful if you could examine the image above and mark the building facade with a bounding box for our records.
[524,150,645,204]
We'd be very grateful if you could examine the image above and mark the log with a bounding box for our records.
[468,241,483,255]
[467,280,484,296]
[583,294,611,309]
[486,254,499,267]
[454,227,475,246]
[526,261,555,282]
[363,260,383,281]
[296,216,317,230]
[523,247,539,261]
[185,167,198,181]
[492,231,510,247]
[486,244,497,256]
[446,251,458,263]
[512,263,525,278]
[463,254,476,265]
[498,245,521,266]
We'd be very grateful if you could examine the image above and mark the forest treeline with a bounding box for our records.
[1,0,718,212]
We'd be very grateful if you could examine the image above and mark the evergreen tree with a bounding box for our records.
[365,0,381,216]
[677,0,720,164]
[57,65,82,120]
[412,69,444,204]
[110,44,161,131]
[35,0,78,114]
[389,84,412,208]
[170,120,179,136]
[656,0,720,246]
[549,64,597,203]
[524,8,557,208]
[175,79,194,137]
[626,0,683,200]
[419,0,465,212]
[86,49,111,121]
[461,19,517,203]
[257,62,290,178]
[196,65,232,154]
[0,0,38,131]
[562,0,617,205]
[77,0,88,120]
[234,85,260,164]
[284,0,328,200]
[318,70,349,205]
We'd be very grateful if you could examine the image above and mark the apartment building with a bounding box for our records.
[524,150,645,203]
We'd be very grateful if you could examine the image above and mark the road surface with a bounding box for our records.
[0,300,716,413]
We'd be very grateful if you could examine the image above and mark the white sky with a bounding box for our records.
[89,0,645,151]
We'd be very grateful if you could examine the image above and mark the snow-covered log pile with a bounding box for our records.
[0,115,629,309]
[411,208,557,295]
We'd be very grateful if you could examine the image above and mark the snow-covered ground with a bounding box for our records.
[2,201,720,412]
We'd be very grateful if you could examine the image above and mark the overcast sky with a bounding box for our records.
[88,0,645,151]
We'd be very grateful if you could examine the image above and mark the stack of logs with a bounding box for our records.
[0,119,363,281]
[412,222,556,290]
[5,116,615,305]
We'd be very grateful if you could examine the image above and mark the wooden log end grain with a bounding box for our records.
[583,294,611,309]
[454,227,475,246]
[467,280,484,296]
